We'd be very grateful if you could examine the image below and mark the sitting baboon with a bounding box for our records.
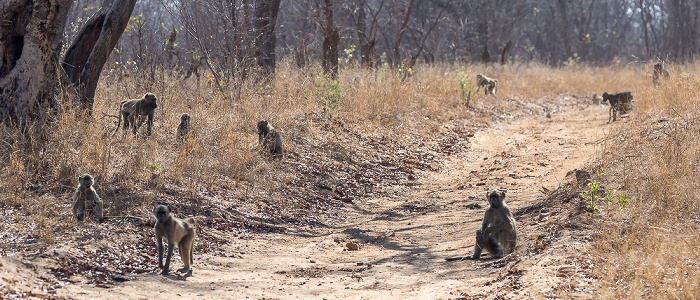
[257,120,283,158]
[175,113,191,142]
[446,190,516,261]
[652,62,670,86]
[113,93,158,136]
[153,204,197,276]
[476,74,498,96]
[602,91,634,123]
[72,174,103,222]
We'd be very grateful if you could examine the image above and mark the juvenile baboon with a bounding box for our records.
[446,190,516,261]
[602,91,634,123]
[72,174,103,222]
[153,204,196,276]
[175,113,191,142]
[476,74,498,96]
[257,120,283,158]
[652,62,670,86]
[113,93,158,136]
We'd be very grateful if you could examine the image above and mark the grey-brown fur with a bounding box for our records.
[113,93,158,136]
[175,113,191,142]
[153,204,196,276]
[652,62,669,86]
[446,190,516,261]
[476,74,498,96]
[72,174,103,222]
[602,91,633,123]
[257,120,283,158]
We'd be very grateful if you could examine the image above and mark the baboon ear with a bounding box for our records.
[166,204,172,212]
[153,206,158,214]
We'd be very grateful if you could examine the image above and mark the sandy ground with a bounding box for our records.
[2,101,615,299]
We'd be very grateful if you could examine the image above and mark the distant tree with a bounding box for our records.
[62,0,138,114]
[253,0,282,75]
[0,0,137,133]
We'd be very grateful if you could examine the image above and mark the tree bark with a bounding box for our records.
[62,0,137,114]
[392,0,415,66]
[501,41,513,65]
[321,0,339,78]
[253,0,281,75]
[354,0,377,68]
[0,0,72,127]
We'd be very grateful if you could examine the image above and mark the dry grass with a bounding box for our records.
[593,63,700,298]
[1,60,698,297]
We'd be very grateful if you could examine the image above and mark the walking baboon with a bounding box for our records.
[113,93,158,136]
[72,174,103,222]
[153,204,196,276]
[175,113,191,142]
[257,120,283,158]
[652,62,670,86]
[446,190,516,261]
[476,74,498,96]
[602,91,634,123]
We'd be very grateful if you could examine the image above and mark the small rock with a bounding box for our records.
[346,242,359,251]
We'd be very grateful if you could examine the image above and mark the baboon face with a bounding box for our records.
[153,205,171,224]
[476,74,484,80]
[487,190,506,209]
[79,174,93,188]
[144,93,158,109]
[180,113,190,124]
[257,120,270,135]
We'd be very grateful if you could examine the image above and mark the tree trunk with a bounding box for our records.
[62,0,137,114]
[501,41,513,65]
[392,0,415,66]
[253,0,281,75]
[322,0,339,78]
[354,0,376,68]
[0,0,72,128]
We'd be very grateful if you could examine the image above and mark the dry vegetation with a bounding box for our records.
[1,61,699,298]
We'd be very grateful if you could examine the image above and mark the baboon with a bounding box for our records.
[153,204,196,276]
[113,93,158,136]
[476,74,498,96]
[652,62,670,86]
[602,91,634,123]
[257,120,283,158]
[175,113,191,142]
[72,174,103,222]
[446,190,516,261]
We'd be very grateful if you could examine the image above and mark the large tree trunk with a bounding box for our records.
[62,0,137,114]
[0,0,72,128]
[253,0,281,75]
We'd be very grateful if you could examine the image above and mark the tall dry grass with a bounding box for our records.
[593,63,700,298]
[2,60,698,297]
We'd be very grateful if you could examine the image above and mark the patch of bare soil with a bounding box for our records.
[2,96,615,299]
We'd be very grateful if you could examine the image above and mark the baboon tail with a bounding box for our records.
[445,256,471,261]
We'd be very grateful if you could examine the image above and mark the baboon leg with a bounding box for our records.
[473,229,498,258]
[177,234,194,275]
[163,240,174,275]
[92,201,103,222]
[147,115,154,136]
[499,232,516,256]
[177,240,189,272]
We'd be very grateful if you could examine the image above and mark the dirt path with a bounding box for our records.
[54,104,610,299]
